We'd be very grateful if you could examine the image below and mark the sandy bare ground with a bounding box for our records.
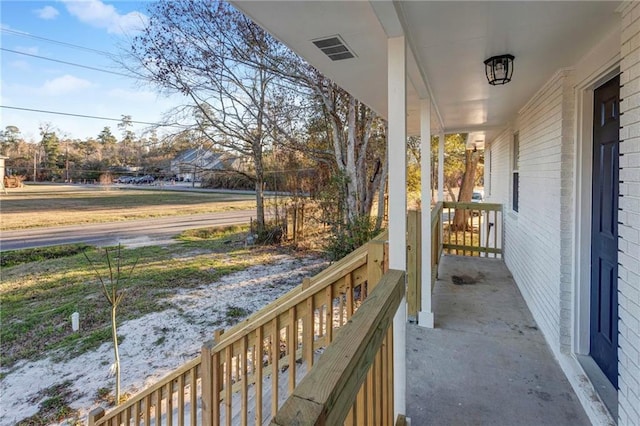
[0,254,328,426]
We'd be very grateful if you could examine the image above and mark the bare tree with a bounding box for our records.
[124,1,298,234]
[84,245,138,405]
[123,0,387,240]
[259,61,389,232]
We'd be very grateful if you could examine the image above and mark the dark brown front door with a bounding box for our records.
[590,75,619,388]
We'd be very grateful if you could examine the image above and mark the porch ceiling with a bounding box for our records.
[233,1,621,145]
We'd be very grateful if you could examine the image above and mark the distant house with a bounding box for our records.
[170,149,245,181]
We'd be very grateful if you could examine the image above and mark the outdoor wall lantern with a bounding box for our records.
[484,54,515,85]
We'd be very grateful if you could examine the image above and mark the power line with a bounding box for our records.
[1,28,114,57]
[1,48,131,78]
[0,105,188,128]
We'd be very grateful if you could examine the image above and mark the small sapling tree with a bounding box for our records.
[84,244,138,405]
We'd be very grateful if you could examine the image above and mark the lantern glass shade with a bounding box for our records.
[484,54,515,85]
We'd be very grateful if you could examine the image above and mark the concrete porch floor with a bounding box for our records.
[406,255,590,425]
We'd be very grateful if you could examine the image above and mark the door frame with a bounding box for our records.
[573,65,620,358]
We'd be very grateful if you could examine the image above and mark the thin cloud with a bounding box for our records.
[62,0,148,35]
[40,74,92,96]
[35,6,60,20]
[10,60,31,72]
[15,46,39,55]
[107,88,156,103]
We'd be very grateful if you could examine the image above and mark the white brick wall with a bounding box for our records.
[558,72,576,354]
[480,6,640,423]
[485,129,511,204]
[490,71,575,351]
[619,2,640,423]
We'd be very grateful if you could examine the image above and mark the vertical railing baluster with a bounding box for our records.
[325,286,333,343]
[166,382,173,426]
[270,317,279,419]
[133,397,140,426]
[453,206,458,255]
[177,374,184,426]
[288,307,297,393]
[224,346,232,426]
[366,362,374,425]
[356,379,366,424]
[304,296,314,368]
[144,394,151,426]
[255,327,263,426]
[381,335,389,426]
[189,368,197,426]
[345,404,355,425]
[346,273,354,320]
[495,209,500,257]
[241,335,248,426]
[374,348,382,424]
[155,389,161,426]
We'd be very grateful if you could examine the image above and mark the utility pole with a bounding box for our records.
[65,144,69,182]
[33,148,37,182]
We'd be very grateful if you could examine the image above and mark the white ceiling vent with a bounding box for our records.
[312,35,356,61]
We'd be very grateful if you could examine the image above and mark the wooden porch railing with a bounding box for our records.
[270,269,405,425]
[441,202,502,257]
[88,232,388,426]
[407,202,502,317]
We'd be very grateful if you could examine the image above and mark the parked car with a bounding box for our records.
[472,190,484,203]
[471,190,484,216]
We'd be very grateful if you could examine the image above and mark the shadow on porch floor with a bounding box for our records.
[406,255,590,426]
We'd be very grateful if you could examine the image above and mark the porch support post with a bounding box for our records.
[438,132,445,201]
[419,99,435,328]
[387,35,407,419]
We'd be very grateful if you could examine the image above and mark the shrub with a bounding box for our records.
[256,224,284,245]
[325,215,380,261]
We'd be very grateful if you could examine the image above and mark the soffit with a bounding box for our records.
[233,1,621,145]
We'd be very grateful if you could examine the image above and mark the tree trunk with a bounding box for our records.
[452,149,479,231]
[446,184,456,202]
[375,160,388,230]
[254,68,267,233]
[111,305,121,405]
[255,178,265,232]
[254,142,266,233]
[344,97,359,223]
[364,158,384,221]
[315,87,385,229]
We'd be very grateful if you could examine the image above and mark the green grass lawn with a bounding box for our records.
[0,225,290,371]
[0,184,257,230]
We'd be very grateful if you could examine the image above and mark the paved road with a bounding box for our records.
[0,210,257,251]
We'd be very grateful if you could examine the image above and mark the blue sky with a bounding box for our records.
[1,0,184,141]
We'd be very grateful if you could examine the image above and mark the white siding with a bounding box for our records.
[619,3,640,423]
